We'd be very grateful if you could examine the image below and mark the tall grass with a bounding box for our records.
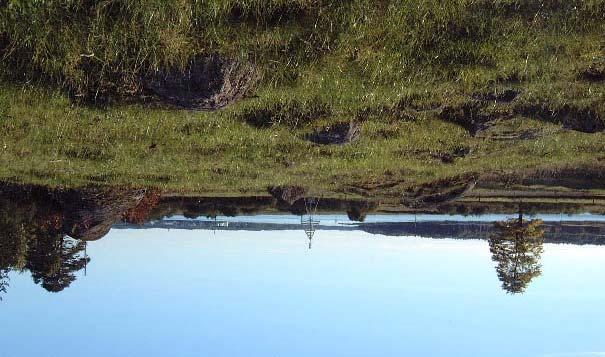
[1,1,605,193]
[1,0,604,99]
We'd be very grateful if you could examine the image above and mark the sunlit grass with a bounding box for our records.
[1,84,604,197]
[1,1,605,195]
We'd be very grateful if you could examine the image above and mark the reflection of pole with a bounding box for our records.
[518,203,523,242]
[84,241,87,277]
[302,197,320,249]
[301,215,318,249]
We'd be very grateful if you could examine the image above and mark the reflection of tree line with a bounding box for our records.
[299,201,546,294]
[0,183,152,300]
[0,208,548,297]
[0,182,549,297]
[299,199,545,293]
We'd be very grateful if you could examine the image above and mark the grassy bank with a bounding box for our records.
[1,84,604,197]
[1,1,605,196]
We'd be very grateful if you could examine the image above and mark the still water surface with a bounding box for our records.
[2,213,605,357]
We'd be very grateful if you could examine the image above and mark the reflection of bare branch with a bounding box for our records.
[490,213,545,294]
[0,269,9,301]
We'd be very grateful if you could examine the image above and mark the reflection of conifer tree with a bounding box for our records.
[490,209,545,294]
[26,234,89,293]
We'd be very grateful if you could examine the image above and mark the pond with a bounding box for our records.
[1,184,605,356]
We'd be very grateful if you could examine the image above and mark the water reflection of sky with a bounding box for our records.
[3,229,605,357]
[166,213,605,226]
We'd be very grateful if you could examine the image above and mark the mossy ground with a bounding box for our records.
[1,1,605,196]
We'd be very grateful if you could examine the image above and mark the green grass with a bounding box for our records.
[2,0,604,95]
[1,1,605,196]
[1,84,604,197]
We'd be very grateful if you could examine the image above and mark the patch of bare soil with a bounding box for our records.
[440,95,604,135]
[268,185,308,205]
[439,101,513,136]
[479,165,605,190]
[402,174,478,207]
[239,98,330,129]
[478,127,542,141]
[431,147,472,164]
[580,60,605,82]
[472,89,520,103]
[395,147,472,164]
[514,103,605,133]
[341,178,407,198]
[143,55,259,110]
[305,121,361,145]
